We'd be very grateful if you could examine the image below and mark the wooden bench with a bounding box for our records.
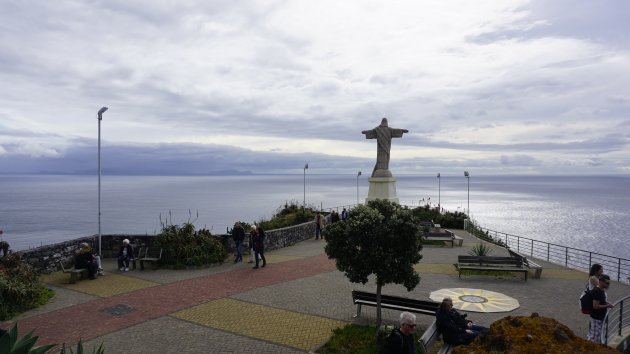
[419,220,434,228]
[508,249,543,279]
[58,260,88,284]
[418,320,454,354]
[351,290,439,318]
[130,247,144,270]
[443,229,463,246]
[457,255,528,281]
[423,230,463,248]
[139,247,162,270]
[423,233,455,247]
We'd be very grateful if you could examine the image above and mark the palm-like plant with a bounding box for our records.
[0,324,55,354]
[468,243,492,256]
[0,325,104,354]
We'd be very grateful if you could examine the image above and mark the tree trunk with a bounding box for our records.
[376,282,382,329]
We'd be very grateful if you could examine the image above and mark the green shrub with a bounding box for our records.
[469,243,493,256]
[410,206,467,229]
[155,223,228,267]
[0,252,54,321]
[257,201,316,230]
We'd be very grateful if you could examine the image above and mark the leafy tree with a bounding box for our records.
[324,199,423,328]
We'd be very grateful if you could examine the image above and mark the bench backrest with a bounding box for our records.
[134,247,145,259]
[458,255,523,267]
[58,259,69,273]
[352,290,439,312]
[507,249,531,265]
[145,247,163,259]
[418,320,440,354]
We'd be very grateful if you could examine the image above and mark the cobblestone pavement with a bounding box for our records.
[2,233,629,353]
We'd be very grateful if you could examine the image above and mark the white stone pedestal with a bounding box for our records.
[366,177,399,203]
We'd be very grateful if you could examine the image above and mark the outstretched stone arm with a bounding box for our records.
[362,129,376,139]
[391,128,408,138]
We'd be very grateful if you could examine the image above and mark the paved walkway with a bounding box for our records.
[3,230,629,353]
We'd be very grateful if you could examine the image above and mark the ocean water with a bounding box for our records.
[0,174,629,259]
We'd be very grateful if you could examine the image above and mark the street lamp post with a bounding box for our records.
[437,173,441,210]
[356,171,362,205]
[464,171,470,216]
[97,106,108,256]
[303,163,308,208]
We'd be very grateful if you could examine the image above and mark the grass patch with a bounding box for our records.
[455,265,522,278]
[316,324,427,354]
[316,324,379,354]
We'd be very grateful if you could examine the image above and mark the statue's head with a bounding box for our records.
[380,117,388,126]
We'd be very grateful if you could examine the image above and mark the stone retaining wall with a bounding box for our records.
[18,221,315,273]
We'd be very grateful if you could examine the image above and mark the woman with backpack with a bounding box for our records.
[581,264,604,314]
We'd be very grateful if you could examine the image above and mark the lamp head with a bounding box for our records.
[358,171,362,176]
[97,107,108,120]
[437,173,440,178]
[464,171,469,177]
[304,163,308,170]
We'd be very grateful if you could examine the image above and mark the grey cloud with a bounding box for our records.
[500,154,541,166]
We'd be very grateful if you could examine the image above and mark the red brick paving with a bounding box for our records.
[9,253,336,348]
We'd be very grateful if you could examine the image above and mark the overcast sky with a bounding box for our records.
[1,0,629,176]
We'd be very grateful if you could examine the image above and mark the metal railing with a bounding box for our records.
[604,294,629,346]
[465,223,630,346]
[466,223,630,284]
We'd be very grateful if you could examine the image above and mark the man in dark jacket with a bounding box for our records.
[380,311,417,354]
[75,242,98,280]
[232,222,245,263]
[588,274,614,343]
[436,297,487,346]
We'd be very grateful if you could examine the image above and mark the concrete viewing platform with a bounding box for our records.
[3,230,629,353]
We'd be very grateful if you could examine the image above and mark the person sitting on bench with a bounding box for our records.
[436,297,487,346]
[117,239,133,272]
[380,311,417,354]
[75,242,98,280]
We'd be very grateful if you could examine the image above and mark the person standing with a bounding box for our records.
[341,208,348,221]
[232,222,245,263]
[588,274,614,343]
[380,311,417,354]
[248,225,261,264]
[117,239,134,272]
[315,212,323,239]
[252,226,267,269]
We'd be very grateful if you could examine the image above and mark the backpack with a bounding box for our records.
[580,283,592,314]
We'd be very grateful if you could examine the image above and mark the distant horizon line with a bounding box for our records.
[1,172,629,177]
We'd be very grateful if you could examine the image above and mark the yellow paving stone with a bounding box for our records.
[41,271,159,297]
[414,263,459,275]
[173,298,347,351]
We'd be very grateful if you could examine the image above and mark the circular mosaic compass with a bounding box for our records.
[429,288,519,313]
